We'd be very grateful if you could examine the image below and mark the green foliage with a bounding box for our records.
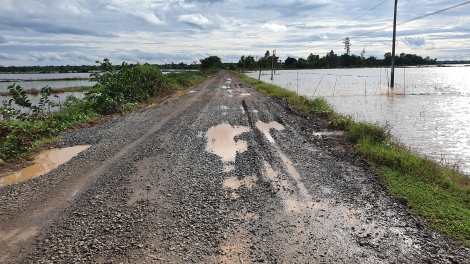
[228,63,237,71]
[165,72,205,90]
[1,84,55,121]
[1,58,206,163]
[87,58,168,114]
[237,55,256,70]
[200,56,223,72]
[345,121,391,144]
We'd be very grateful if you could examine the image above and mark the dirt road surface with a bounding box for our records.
[1,71,469,263]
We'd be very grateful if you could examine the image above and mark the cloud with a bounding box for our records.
[247,0,331,16]
[178,14,213,28]
[403,37,426,46]
[0,17,115,37]
[131,11,165,26]
[262,23,287,32]
[184,0,225,3]
[0,52,18,61]
[0,0,469,65]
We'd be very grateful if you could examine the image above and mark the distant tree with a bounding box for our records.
[258,57,270,68]
[237,55,256,70]
[307,53,319,63]
[326,50,337,68]
[284,57,297,67]
[265,50,270,58]
[383,52,392,66]
[361,49,366,61]
[343,37,351,55]
[200,56,223,71]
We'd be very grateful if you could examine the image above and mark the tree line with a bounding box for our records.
[237,50,437,70]
[0,62,201,74]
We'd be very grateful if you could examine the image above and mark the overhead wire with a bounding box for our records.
[310,0,470,53]
[312,0,390,42]
[356,1,470,37]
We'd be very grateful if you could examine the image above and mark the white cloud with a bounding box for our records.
[262,23,287,32]
[178,14,213,27]
[132,11,165,25]
[403,37,426,47]
[0,0,469,65]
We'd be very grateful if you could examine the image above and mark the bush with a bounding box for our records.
[87,59,168,114]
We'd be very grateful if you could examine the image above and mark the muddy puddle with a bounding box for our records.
[255,121,284,143]
[205,124,250,172]
[0,145,91,186]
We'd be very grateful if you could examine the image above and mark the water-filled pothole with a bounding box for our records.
[205,124,250,172]
[0,145,91,186]
[255,121,285,143]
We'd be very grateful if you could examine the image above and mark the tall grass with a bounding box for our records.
[239,72,470,245]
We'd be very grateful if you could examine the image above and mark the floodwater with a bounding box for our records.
[0,73,95,92]
[0,92,86,114]
[248,66,470,175]
[0,145,91,186]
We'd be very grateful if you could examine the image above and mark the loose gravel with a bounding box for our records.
[0,71,468,263]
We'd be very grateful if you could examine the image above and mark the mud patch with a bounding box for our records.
[223,175,258,190]
[205,124,250,172]
[0,145,91,186]
[255,121,285,143]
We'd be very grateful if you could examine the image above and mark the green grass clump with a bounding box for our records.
[239,72,470,245]
[165,72,205,90]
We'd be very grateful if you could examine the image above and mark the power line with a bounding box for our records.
[331,0,389,34]
[356,1,470,37]
[312,1,389,42]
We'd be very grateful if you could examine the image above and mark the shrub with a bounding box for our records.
[87,59,168,114]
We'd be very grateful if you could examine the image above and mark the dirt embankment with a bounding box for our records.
[0,71,468,263]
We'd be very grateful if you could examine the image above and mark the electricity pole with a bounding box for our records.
[271,49,275,80]
[390,0,398,89]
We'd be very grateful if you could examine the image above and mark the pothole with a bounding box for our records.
[205,124,250,172]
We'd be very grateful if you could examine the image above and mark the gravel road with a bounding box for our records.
[0,70,469,263]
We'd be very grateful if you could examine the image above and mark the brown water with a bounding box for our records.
[205,124,250,172]
[0,145,91,186]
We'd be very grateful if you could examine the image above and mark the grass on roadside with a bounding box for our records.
[238,72,470,245]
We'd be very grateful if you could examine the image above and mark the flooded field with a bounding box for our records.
[248,66,470,174]
[0,72,95,92]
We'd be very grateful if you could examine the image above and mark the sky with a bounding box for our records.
[0,0,469,66]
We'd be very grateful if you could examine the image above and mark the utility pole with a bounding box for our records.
[243,56,245,73]
[390,0,398,89]
[271,49,275,80]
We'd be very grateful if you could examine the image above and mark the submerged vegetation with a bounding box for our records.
[0,58,206,164]
[238,73,470,245]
